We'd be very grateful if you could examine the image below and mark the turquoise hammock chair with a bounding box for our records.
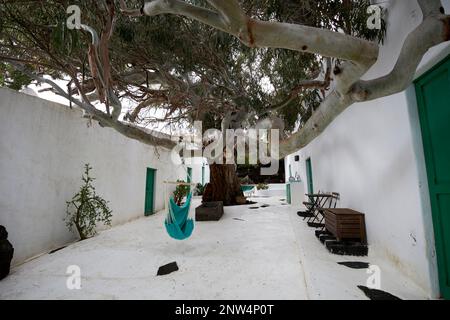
[165,192,194,240]
[241,185,255,192]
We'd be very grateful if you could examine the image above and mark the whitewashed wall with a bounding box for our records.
[0,88,185,265]
[185,158,210,187]
[286,0,450,298]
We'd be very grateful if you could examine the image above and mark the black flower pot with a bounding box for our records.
[0,226,14,280]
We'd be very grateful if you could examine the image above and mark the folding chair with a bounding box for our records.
[297,190,323,218]
[309,192,340,229]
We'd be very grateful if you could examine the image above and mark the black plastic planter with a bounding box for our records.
[0,226,14,280]
[325,240,368,257]
[195,201,224,221]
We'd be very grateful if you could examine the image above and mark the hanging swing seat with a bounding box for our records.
[240,185,255,192]
[165,192,194,240]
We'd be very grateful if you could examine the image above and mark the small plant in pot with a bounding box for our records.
[256,183,269,190]
[173,180,190,206]
[195,183,205,196]
[65,164,112,240]
[0,226,14,280]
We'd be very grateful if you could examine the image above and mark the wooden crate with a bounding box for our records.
[324,208,367,244]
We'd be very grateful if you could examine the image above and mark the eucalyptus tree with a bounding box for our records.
[1,0,447,204]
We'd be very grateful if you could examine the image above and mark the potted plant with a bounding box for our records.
[0,225,14,280]
[173,180,190,206]
[65,164,113,240]
[195,183,206,196]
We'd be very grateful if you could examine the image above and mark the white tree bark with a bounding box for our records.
[120,0,450,158]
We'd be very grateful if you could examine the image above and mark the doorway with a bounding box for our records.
[306,158,314,194]
[415,55,450,299]
[145,168,156,216]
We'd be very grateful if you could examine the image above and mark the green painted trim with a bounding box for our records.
[286,184,291,204]
[306,158,314,194]
[415,53,450,84]
[145,168,156,216]
[415,55,450,299]
[187,167,192,183]
[202,165,205,186]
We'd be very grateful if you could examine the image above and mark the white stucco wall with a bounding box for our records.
[254,184,286,198]
[0,88,186,265]
[286,0,450,298]
[185,158,210,187]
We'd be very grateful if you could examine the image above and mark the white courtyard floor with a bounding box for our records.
[0,197,429,300]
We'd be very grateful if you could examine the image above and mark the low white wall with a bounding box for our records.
[254,184,286,198]
[0,88,185,265]
[286,0,450,298]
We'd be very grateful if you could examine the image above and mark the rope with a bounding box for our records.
[163,160,195,214]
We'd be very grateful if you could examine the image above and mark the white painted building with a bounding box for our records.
[1,0,449,301]
[286,0,450,299]
[184,157,210,188]
[0,88,206,265]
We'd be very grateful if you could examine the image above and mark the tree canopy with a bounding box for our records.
[1,0,447,161]
[0,0,384,135]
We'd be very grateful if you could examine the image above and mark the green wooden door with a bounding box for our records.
[145,168,156,216]
[415,56,450,299]
[306,158,314,194]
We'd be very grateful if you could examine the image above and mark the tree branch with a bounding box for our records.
[118,0,450,159]
[349,0,450,101]
[350,9,450,101]
[279,1,450,158]
[11,62,176,150]
[139,0,379,64]
[206,0,247,27]
[418,0,444,16]
[119,0,144,17]
[264,58,332,115]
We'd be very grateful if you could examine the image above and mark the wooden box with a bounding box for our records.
[324,208,367,244]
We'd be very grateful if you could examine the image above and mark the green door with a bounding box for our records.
[145,168,156,216]
[306,158,314,194]
[415,55,450,299]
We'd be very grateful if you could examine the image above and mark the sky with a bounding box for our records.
[22,76,187,136]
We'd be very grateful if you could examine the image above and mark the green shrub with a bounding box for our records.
[195,183,205,196]
[173,180,190,206]
[256,183,269,190]
[65,164,112,240]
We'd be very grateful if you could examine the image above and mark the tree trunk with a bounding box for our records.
[202,164,244,206]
